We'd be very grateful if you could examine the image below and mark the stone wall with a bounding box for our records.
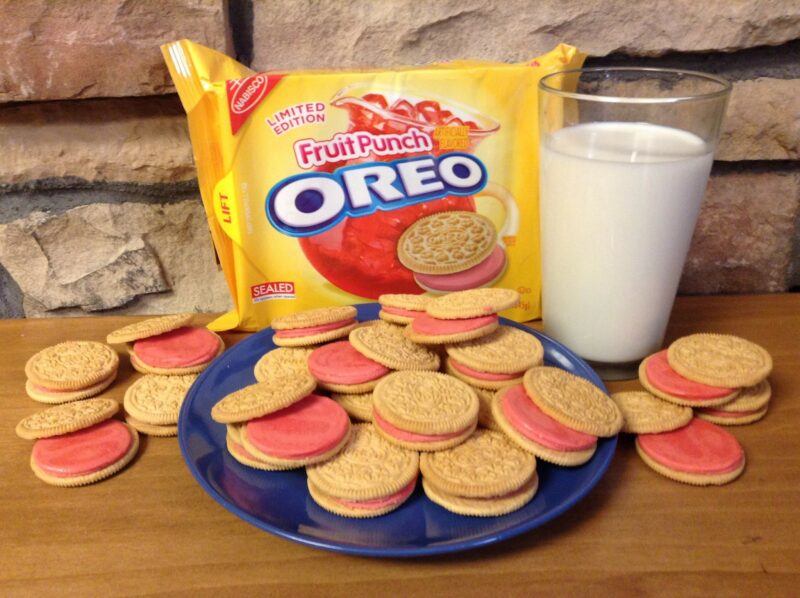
[1,0,798,318]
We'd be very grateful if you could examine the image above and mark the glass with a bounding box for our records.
[538,67,731,380]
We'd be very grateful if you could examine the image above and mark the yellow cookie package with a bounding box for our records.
[162,40,584,331]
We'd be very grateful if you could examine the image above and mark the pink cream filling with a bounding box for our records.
[244,394,350,459]
[645,350,734,400]
[334,476,418,511]
[373,409,468,443]
[381,306,424,317]
[411,313,498,336]
[274,318,355,339]
[308,340,390,384]
[414,246,506,292]
[133,326,220,368]
[448,357,522,381]
[637,417,744,475]
[31,420,132,477]
[500,385,597,451]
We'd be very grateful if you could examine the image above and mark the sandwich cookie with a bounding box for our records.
[405,312,499,345]
[610,390,693,434]
[420,430,538,516]
[226,423,282,470]
[239,394,351,469]
[107,314,223,375]
[211,375,316,424]
[349,321,440,371]
[330,392,373,422]
[425,288,520,320]
[307,424,419,517]
[271,306,358,347]
[639,350,739,407]
[253,347,313,383]
[25,341,119,401]
[372,371,478,451]
[16,398,138,487]
[492,385,597,466]
[523,367,623,437]
[444,326,543,389]
[378,293,431,325]
[123,374,197,436]
[635,417,745,485]
[667,333,772,388]
[396,211,504,293]
[473,386,501,430]
[696,380,772,426]
[308,341,391,393]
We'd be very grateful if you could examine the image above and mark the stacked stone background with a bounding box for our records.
[0,0,798,319]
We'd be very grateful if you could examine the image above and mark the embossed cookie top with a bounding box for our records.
[420,429,536,498]
[397,211,497,275]
[378,293,432,311]
[306,424,419,500]
[124,374,197,425]
[253,348,312,383]
[426,288,520,319]
[610,390,692,434]
[210,375,316,423]
[373,371,478,434]
[271,306,357,330]
[16,397,119,440]
[667,334,772,388]
[523,367,623,437]
[25,341,119,390]
[446,326,544,373]
[106,314,194,344]
[349,321,439,371]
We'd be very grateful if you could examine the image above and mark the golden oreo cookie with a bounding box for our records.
[397,211,497,275]
[129,332,225,376]
[210,376,316,424]
[124,374,197,426]
[422,473,538,517]
[25,341,119,391]
[272,306,357,329]
[125,414,178,437]
[106,313,194,344]
[379,293,431,325]
[16,398,120,440]
[253,348,313,383]
[426,288,519,319]
[420,429,536,498]
[446,326,544,374]
[523,367,623,437]
[667,334,772,388]
[25,373,116,405]
[610,391,693,434]
[372,371,478,451]
[349,321,440,371]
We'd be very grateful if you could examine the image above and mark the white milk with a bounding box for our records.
[540,122,714,363]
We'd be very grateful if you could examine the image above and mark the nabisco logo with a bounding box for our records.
[226,73,284,135]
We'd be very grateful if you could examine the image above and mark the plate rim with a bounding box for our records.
[178,306,616,558]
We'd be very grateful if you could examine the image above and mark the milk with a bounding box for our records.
[540,122,714,364]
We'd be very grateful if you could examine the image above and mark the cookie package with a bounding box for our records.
[162,39,585,331]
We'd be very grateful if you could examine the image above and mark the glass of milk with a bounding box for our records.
[538,68,731,379]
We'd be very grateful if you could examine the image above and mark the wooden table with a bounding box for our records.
[1,294,798,596]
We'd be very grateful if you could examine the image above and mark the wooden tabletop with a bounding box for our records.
[1,294,798,596]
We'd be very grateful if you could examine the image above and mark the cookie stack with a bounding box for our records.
[213,375,352,470]
[15,398,139,487]
[107,314,224,376]
[612,333,773,486]
[221,288,624,519]
[123,374,197,437]
[25,341,119,404]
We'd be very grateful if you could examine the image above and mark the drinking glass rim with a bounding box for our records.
[539,66,732,104]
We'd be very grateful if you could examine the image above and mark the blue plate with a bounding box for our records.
[178,304,616,557]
